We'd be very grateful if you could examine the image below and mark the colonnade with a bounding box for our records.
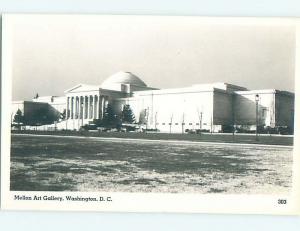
[66,95,108,120]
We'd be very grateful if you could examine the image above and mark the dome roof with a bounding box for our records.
[101,71,147,88]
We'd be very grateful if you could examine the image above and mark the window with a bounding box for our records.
[162,123,165,125]
[168,123,172,125]
[175,123,178,125]
[189,123,192,125]
[196,123,199,125]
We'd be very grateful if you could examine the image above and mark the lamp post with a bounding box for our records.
[169,114,173,134]
[197,107,203,136]
[255,94,259,141]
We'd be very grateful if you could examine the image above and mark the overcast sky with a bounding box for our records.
[7,15,295,100]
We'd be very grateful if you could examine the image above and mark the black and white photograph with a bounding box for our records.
[1,14,299,214]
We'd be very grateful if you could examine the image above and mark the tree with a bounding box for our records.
[47,110,60,124]
[101,103,120,127]
[32,107,48,125]
[89,104,121,129]
[30,107,60,125]
[13,109,24,126]
[121,104,135,124]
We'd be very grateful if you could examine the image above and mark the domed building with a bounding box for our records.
[13,71,294,133]
[60,71,294,132]
[101,71,149,92]
[62,72,157,130]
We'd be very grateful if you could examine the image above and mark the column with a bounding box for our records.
[68,97,71,119]
[78,96,80,119]
[102,96,105,118]
[79,96,82,119]
[89,95,93,119]
[93,95,97,119]
[86,95,90,119]
[99,96,103,119]
[88,96,91,119]
[73,97,76,119]
[98,95,101,119]
[90,96,94,119]
[85,96,90,119]
[79,97,81,118]
[78,97,81,119]
[85,96,88,119]
[66,97,69,119]
[82,95,85,119]
[82,96,85,119]
[103,96,108,117]
[77,97,80,119]
[78,97,80,119]
[75,96,78,119]
[105,96,109,108]
[71,97,74,119]
[96,95,99,119]
[72,97,75,128]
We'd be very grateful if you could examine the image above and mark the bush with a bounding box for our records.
[80,124,97,131]
[196,129,209,134]
[144,128,160,133]
[221,125,234,133]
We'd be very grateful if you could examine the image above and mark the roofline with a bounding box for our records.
[101,71,147,87]
[64,84,84,93]
[34,95,63,98]
[235,89,294,96]
[131,85,235,95]
[64,84,101,94]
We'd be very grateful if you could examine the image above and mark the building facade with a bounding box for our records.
[12,71,295,133]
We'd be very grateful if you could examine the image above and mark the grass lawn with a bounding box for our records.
[11,130,293,146]
[10,134,293,193]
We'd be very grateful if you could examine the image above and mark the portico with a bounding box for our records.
[66,94,108,120]
[64,84,112,130]
[63,72,152,130]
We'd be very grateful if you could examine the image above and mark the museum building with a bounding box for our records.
[12,71,295,133]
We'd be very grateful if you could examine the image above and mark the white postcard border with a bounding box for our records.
[1,15,300,215]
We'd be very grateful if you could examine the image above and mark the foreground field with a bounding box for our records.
[10,134,293,193]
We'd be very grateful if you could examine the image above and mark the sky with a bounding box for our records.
[6,15,296,100]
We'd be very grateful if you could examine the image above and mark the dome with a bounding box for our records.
[101,71,147,88]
